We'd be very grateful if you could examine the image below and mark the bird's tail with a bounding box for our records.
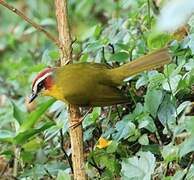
[110,48,171,84]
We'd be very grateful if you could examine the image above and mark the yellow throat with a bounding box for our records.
[41,84,64,100]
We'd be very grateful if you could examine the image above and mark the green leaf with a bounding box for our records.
[56,170,71,180]
[19,99,55,132]
[121,151,156,180]
[15,121,55,144]
[12,101,28,125]
[136,75,148,89]
[148,71,165,89]
[20,161,67,178]
[80,54,89,62]
[113,115,136,141]
[184,58,194,71]
[98,155,119,174]
[171,170,185,180]
[49,50,60,59]
[158,95,176,127]
[0,130,14,143]
[138,115,156,132]
[106,141,118,153]
[147,32,172,49]
[93,25,102,38]
[111,52,129,62]
[179,135,194,157]
[138,134,149,145]
[116,43,129,51]
[145,89,163,117]
[83,107,101,128]
[22,137,43,152]
[162,75,182,94]
[185,116,194,134]
[185,165,194,180]
[141,145,161,155]
[83,41,103,53]
[133,103,144,117]
[177,101,191,116]
[161,143,179,162]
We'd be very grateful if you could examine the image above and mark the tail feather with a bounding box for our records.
[110,48,171,84]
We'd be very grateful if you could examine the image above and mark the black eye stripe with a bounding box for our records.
[37,81,44,92]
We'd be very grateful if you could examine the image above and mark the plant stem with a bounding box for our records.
[13,146,20,177]
[54,0,86,179]
[182,153,194,180]
[60,129,73,173]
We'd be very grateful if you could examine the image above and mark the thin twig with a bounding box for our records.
[59,129,74,173]
[182,153,194,180]
[164,162,170,177]
[108,43,115,54]
[70,38,77,62]
[128,88,137,106]
[165,65,178,126]
[44,168,55,179]
[89,156,105,176]
[102,43,115,63]
[129,45,135,61]
[0,0,60,47]
[149,113,163,146]
[0,158,11,177]
[101,46,107,63]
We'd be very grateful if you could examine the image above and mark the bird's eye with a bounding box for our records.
[38,82,43,87]
[37,81,44,91]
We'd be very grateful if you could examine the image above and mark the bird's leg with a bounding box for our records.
[69,107,92,129]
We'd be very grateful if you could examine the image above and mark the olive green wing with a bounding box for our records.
[89,85,130,107]
[64,84,129,107]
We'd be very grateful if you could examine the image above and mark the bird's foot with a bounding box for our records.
[69,118,83,129]
[69,108,92,129]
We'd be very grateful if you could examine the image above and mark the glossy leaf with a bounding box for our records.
[12,101,28,125]
[121,151,156,180]
[15,121,55,144]
[145,89,163,118]
[19,99,55,132]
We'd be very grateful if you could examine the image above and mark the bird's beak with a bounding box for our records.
[29,92,37,103]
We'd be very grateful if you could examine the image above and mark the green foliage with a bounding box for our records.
[1,0,194,179]
[19,99,55,132]
[121,151,156,180]
[147,32,172,49]
[145,89,163,117]
[0,99,55,145]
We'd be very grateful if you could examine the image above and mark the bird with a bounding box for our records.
[29,48,171,107]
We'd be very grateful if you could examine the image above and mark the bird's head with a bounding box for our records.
[29,68,54,103]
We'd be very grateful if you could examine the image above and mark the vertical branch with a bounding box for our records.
[54,0,86,180]
[13,146,20,177]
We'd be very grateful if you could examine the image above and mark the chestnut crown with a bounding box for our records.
[29,68,54,103]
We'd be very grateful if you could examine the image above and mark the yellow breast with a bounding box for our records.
[41,84,64,100]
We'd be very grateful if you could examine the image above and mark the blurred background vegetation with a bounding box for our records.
[1,0,194,179]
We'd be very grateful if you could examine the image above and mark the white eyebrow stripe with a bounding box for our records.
[33,72,53,93]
